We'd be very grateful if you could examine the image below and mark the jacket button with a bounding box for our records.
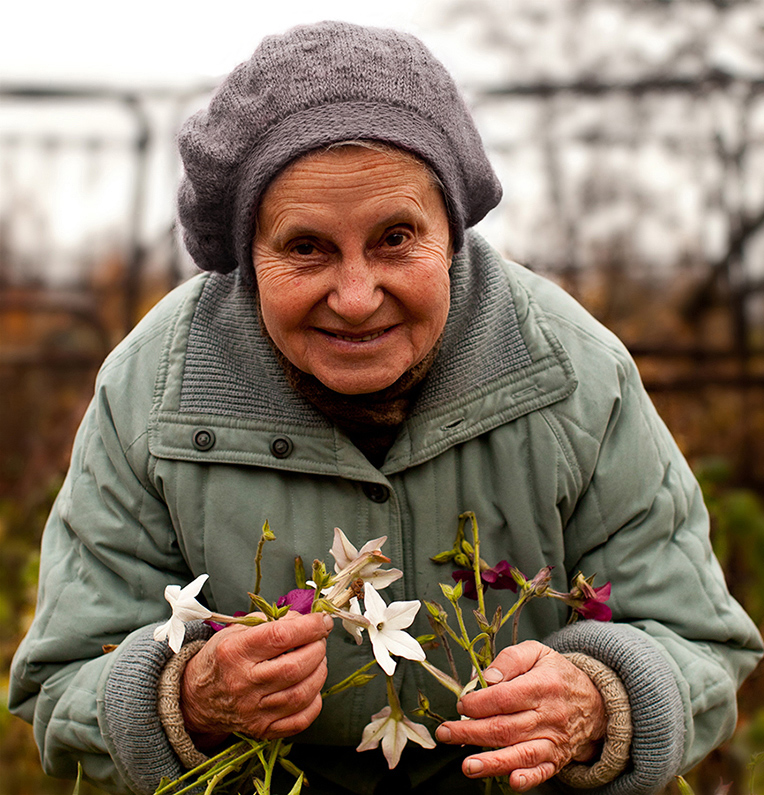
[270,436,294,459]
[362,483,390,503]
[192,428,216,451]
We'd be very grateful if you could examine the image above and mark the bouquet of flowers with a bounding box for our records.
[150,512,612,795]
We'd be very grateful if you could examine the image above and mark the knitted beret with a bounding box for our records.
[177,20,502,274]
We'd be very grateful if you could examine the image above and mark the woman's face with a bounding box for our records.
[253,146,452,395]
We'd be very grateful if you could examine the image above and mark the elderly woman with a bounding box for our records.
[9,20,763,795]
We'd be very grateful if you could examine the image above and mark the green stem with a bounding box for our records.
[262,738,282,792]
[462,511,486,620]
[322,659,378,698]
[158,745,264,795]
[438,624,461,682]
[153,741,250,794]
[252,532,268,605]
[386,674,405,720]
[453,598,487,688]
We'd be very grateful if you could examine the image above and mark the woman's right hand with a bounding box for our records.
[180,612,333,745]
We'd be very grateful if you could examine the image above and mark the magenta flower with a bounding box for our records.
[575,581,612,621]
[276,588,316,615]
[452,560,519,601]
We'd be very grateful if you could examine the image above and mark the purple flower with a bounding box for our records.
[482,560,520,592]
[276,588,316,615]
[452,560,519,601]
[575,581,612,621]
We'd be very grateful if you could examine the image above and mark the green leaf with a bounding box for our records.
[294,556,307,589]
[676,776,696,795]
[248,592,276,618]
[72,764,83,795]
[286,772,305,795]
[440,580,463,602]
[473,610,490,633]
[261,519,276,542]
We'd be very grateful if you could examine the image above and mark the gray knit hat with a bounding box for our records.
[177,21,502,274]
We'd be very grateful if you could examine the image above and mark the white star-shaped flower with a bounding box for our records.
[153,573,212,653]
[330,527,403,592]
[356,706,435,769]
[362,582,425,676]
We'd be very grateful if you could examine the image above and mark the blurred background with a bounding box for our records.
[2,1,764,792]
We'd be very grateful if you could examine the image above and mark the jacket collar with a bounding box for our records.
[148,231,576,478]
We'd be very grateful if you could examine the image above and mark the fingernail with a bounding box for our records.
[465,758,484,776]
[516,774,527,786]
[456,700,464,715]
[484,668,503,684]
[322,614,334,630]
[435,725,451,742]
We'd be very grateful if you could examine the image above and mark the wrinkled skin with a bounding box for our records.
[181,612,333,746]
[253,145,453,395]
[435,641,607,792]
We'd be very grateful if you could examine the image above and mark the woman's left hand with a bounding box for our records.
[435,641,607,792]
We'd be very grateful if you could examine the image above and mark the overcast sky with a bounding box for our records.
[1,0,439,87]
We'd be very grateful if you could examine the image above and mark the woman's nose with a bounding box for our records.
[326,259,384,324]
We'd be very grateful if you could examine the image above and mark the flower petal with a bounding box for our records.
[379,629,426,662]
[174,602,213,622]
[369,630,397,675]
[380,717,408,769]
[362,582,388,625]
[164,584,181,604]
[402,716,436,749]
[365,568,403,590]
[356,707,392,752]
[356,535,388,558]
[276,588,315,615]
[381,600,421,631]
[153,618,172,643]
[578,601,613,621]
[341,597,365,644]
[330,528,358,572]
[182,573,209,599]
[167,616,186,653]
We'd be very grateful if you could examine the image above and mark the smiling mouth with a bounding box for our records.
[323,328,389,343]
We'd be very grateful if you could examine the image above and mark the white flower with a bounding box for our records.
[330,527,403,592]
[356,706,435,769]
[363,582,425,676]
[342,596,365,644]
[153,573,212,653]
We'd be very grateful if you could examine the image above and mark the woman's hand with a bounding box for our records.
[435,641,607,792]
[180,612,333,745]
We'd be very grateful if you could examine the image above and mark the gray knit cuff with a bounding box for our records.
[100,621,215,795]
[546,621,685,795]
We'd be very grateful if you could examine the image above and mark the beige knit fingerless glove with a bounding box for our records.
[556,652,633,788]
[157,640,210,769]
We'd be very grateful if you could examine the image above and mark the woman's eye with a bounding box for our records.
[384,232,406,247]
[293,242,315,256]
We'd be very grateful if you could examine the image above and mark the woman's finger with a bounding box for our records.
[247,636,328,692]
[437,710,541,748]
[260,692,325,739]
[461,740,561,785]
[258,657,329,714]
[225,612,333,665]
